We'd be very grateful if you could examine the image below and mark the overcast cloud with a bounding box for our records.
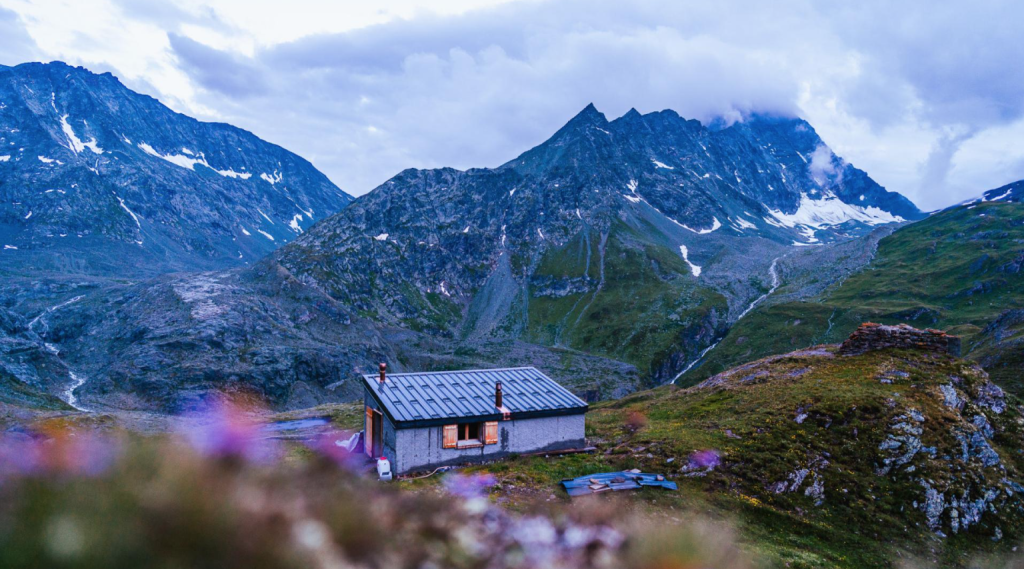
[1,0,1022,209]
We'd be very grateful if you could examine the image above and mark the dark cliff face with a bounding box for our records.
[0,61,353,275]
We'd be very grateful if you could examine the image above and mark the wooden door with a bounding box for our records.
[371,411,383,457]
[365,407,374,457]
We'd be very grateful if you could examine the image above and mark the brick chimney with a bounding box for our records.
[495,381,503,409]
[379,362,387,384]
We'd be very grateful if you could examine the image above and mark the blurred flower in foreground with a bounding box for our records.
[443,472,497,500]
[304,431,367,472]
[181,398,279,463]
[681,449,721,477]
[0,430,120,480]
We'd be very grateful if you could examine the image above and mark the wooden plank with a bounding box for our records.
[484,421,498,444]
[364,407,373,457]
[442,424,458,449]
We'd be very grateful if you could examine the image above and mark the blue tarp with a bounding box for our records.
[561,470,677,497]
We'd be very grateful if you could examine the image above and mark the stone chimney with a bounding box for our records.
[379,362,387,384]
[495,381,503,409]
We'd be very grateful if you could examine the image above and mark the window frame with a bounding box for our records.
[441,421,499,449]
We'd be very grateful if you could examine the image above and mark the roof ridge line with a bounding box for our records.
[361,366,540,379]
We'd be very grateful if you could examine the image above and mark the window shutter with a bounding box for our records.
[442,424,458,449]
[484,421,498,445]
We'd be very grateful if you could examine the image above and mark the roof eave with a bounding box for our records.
[387,405,589,429]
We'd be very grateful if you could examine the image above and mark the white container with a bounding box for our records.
[376,457,393,481]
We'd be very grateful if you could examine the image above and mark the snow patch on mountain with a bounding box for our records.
[767,193,904,229]
[215,168,252,180]
[60,114,103,154]
[652,159,674,169]
[257,229,275,241]
[797,226,819,243]
[260,170,283,184]
[732,216,756,230]
[114,195,141,229]
[987,189,1014,202]
[288,213,304,233]
[684,217,722,235]
[0,155,9,162]
[679,245,702,277]
[139,143,251,179]
[139,142,208,170]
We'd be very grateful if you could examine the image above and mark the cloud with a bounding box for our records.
[167,0,828,196]
[7,0,1023,209]
[168,33,267,97]
[808,144,843,187]
[0,7,41,66]
[918,126,978,203]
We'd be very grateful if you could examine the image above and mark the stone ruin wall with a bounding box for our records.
[839,323,962,357]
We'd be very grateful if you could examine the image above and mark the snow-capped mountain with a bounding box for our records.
[0,61,353,274]
[277,104,920,315]
[259,104,921,381]
[18,103,924,411]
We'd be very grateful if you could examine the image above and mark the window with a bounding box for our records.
[442,422,499,448]
[458,423,481,447]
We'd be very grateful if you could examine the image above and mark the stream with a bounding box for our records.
[671,257,783,384]
[27,295,90,411]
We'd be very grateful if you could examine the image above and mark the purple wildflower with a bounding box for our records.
[304,431,366,472]
[0,433,44,479]
[442,472,497,499]
[181,399,279,463]
[0,431,120,480]
[688,449,721,470]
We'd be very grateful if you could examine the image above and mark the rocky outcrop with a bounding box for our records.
[839,322,961,357]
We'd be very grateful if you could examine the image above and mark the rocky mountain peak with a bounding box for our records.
[0,61,354,275]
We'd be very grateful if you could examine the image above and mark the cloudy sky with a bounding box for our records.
[0,0,1021,210]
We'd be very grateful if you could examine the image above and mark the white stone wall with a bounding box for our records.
[392,413,586,474]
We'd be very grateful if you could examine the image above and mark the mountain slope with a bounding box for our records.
[561,340,1024,567]
[679,194,1024,395]
[0,61,353,275]
[274,105,920,379]
[20,104,921,411]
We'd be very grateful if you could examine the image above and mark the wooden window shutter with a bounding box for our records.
[484,421,498,445]
[442,424,458,449]
[365,407,374,457]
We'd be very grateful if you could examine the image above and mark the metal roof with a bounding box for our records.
[362,367,588,428]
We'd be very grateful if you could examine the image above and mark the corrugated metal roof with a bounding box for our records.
[362,367,588,427]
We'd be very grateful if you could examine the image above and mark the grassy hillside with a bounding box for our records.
[451,345,1024,568]
[682,202,1024,393]
[527,222,728,384]
[5,343,1022,568]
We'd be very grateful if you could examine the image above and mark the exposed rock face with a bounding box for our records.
[839,323,962,357]
[0,61,353,275]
